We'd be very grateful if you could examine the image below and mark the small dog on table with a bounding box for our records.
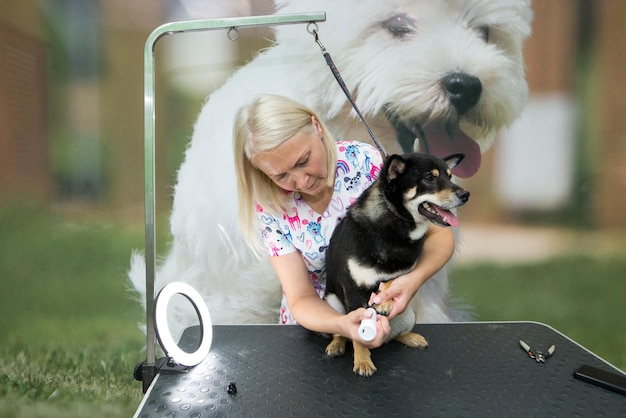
[324,152,470,376]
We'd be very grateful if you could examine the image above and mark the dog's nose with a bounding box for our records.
[442,73,482,115]
[456,189,470,202]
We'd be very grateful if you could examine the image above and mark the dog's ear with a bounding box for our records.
[443,153,465,170]
[385,154,406,181]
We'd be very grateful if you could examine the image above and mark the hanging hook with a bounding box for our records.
[227,27,240,41]
[307,22,326,53]
[306,21,319,35]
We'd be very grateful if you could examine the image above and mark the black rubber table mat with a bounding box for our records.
[135,322,625,417]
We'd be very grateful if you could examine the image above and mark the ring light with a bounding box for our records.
[154,282,212,367]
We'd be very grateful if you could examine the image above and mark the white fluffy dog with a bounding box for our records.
[130,0,533,338]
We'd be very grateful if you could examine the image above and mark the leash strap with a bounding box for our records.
[309,26,389,159]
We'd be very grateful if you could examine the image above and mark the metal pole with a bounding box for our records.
[141,11,326,392]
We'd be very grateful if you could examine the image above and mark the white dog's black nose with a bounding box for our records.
[442,73,482,115]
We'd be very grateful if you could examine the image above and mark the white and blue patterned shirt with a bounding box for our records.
[254,140,384,324]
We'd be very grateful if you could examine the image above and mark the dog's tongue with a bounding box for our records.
[434,206,460,227]
[418,124,481,178]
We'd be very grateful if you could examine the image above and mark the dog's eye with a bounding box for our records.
[422,173,436,183]
[382,13,416,38]
[477,25,490,42]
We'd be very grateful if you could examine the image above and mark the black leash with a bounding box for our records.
[308,23,389,160]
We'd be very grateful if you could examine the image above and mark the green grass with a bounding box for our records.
[0,205,145,417]
[450,257,626,371]
[0,205,624,416]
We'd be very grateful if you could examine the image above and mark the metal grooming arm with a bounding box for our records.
[140,12,326,393]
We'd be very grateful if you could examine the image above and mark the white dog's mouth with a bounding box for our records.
[385,110,481,178]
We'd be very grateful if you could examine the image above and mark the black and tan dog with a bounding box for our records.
[324,152,470,376]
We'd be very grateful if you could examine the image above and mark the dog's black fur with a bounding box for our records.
[324,152,470,376]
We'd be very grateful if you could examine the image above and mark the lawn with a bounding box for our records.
[0,206,624,417]
[0,206,145,417]
[450,257,626,371]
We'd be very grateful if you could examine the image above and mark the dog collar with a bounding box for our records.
[384,196,413,223]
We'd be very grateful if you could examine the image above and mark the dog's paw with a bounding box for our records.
[352,341,377,377]
[373,300,393,316]
[395,332,428,349]
[353,358,377,377]
[325,335,347,357]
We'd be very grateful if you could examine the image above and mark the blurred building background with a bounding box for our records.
[1,0,625,233]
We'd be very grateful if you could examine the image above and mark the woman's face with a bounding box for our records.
[252,116,328,196]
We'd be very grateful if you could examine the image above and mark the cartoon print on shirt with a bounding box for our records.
[306,217,324,244]
[284,207,301,230]
[344,144,360,168]
[344,171,362,190]
[278,227,293,246]
[268,241,281,256]
[336,159,350,177]
[263,226,292,256]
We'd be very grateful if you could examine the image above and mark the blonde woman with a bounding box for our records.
[234,94,454,348]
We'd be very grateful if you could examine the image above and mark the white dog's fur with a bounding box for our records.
[129,0,532,339]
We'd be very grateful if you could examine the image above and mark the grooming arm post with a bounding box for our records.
[141,12,326,393]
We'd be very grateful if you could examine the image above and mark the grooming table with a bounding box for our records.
[134,322,625,417]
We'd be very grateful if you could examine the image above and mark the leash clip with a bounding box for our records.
[308,22,388,159]
[307,22,326,54]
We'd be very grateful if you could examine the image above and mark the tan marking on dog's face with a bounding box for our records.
[432,168,440,177]
[431,189,464,207]
[403,186,417,202]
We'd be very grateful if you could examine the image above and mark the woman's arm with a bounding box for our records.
[269,251,391,347]
[370,223,455,319]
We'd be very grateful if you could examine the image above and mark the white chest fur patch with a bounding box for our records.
[347,258,395,288]
[408,222,429,241]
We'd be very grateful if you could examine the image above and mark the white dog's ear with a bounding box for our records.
[443,153,465,170]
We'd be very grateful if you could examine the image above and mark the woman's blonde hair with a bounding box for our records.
[234,94,337,247]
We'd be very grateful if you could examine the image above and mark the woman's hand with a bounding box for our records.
[345,307,390,348]
[368,224,456,319]
[368,274,418,319]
